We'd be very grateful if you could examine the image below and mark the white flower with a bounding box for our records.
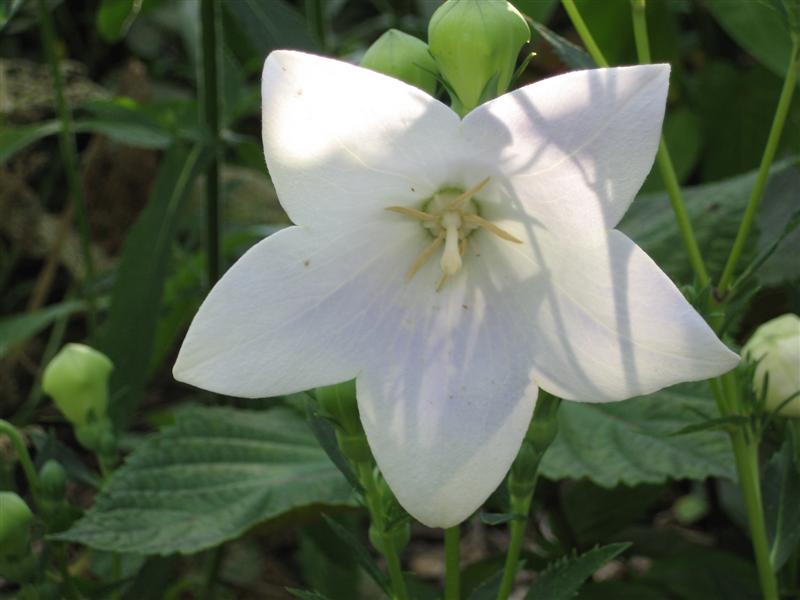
[174,51,739,528]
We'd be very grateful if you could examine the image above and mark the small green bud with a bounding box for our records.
[428,0,530,114]
[42,343,113,427]
[316,380,361,434]
[361,29,439,96]
[0,492,33,558]
[743,314,800,417]
[39,460,67,499]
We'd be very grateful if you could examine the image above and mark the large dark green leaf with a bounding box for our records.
[55,406,354,555]
[707,0,797,81]
[224,0,318,59]
[621,159,800,286]
[764,435,800,570]
[540,383,736,487]
[96,144,209,427]
[524,543,630,600]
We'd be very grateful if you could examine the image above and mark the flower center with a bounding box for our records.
[385,177,522,291]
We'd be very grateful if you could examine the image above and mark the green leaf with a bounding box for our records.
[524,543,630,600]
[0,300,86,358]
[54,406,354,555]
[0,116,172,164]
[707,0,798,81]
[479,512,524,526]
[513,0,559,23]
[287,589,333,600]
[527,19,595,70]
[621,159,800,285]
[561,482,664,547]
[298,518,362,600]
[96,143,209,427]
[321,514,389,594]
[764,434,800,570]
[540,383,737,487]
[96,0,142,42]
[223,0,318,59]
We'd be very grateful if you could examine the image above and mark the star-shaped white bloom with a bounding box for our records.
[174,51,739,528]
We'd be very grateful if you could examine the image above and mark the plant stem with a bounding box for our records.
[496,495,532,600]
[560,0,608,67]
[0,420,41,508]
[630,0,710,288]
[731,431,779,600]
[202,545,224,600]
[200,0,221,286]
[36,0,97,331]
[497,393,561,600]
[305,0,326,51]
[716,38,800,300]
[444,526,460,600]
[356,462,409,600]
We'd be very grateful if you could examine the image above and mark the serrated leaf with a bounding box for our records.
[540,383,737,487]
[621,159,800,285]
[54,406,354,555]
[524,543,630,600]
[304,398,361,493]
[764,435,800,570]
[321,514,389,594]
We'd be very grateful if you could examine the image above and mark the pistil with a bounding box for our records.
[386,177,522,290]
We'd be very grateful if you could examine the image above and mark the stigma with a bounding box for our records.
[385,177,522,291]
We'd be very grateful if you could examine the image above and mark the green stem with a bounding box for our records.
[202,545,224,600]
[630,0,710,288]
[0,420,41,508]
[731,431,779,600]
[496,495,532,600]
[356,463,409,600]
[497,394,561,600]
[305,0,326,51]
[560,0,608,67]
[444,526,460,600]
[36,0,97,331]
[200,0,221,286]
[716,38,800,300]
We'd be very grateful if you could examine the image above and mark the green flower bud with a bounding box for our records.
[0,492,33,558]
[361,29,439,96]
[428,0,530,115]
[743,314,800,417]
[316,380,361,434]
[42,343,113,427]
[39,460,67,499]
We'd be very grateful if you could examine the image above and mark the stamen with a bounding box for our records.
[446,176,491,210]
[406,232,444,281]
[462,213,523,243]
[385,206,437,221]
[440,212,463,275]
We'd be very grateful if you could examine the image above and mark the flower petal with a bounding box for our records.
[498,229,739,401]
[174,222,423,397]
[262,50,461,228]
[356,232,538,528]
[462,65,670,237]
